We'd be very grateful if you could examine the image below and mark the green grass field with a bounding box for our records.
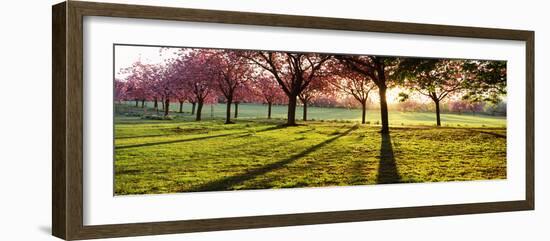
[114,103,506,195]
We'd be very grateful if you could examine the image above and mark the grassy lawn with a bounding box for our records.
[114,110,507,195]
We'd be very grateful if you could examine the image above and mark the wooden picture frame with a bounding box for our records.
[52,1,534,240]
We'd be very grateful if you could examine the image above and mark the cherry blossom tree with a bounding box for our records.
[231,83,257,119]
[244,51,331,126]
[467,101,485,115]
[211,51,253,124]
[252,75,286,119]
[186,94,198,115]
[175,86,187,113]
[156,59,184,117]
[335,56,398,133]
[327,60,376,124]
[298,75,333,121]
[396,59,466,126]
[449,100,468,114]
[174,49,219,121]
[146,66,163,111]
[114,78,127,104]
[120,60,155,108]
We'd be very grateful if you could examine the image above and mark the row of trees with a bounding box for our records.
[115,48,506,133]
[395,99,505,116]
[116,49,287,123]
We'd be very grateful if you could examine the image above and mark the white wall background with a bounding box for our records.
[0,0,547,240]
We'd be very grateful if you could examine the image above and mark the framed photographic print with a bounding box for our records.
[52,1,534,240]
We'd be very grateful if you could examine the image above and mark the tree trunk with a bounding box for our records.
[196,101,204,121]
[435,99,441,126]
[135,100,138,107]
[287,95,297,126]
[267,102,272,119]
[361,100,367,124]
[154,98,158,109]
[179,101,184,113]
[161,99,165,111]
[191,102,196,115]
[225,98,233,124]
[141,100,145,108]
[378,86,390,133]
[302,100,308,121]
[234,102,239,118]
[164,99,170,117]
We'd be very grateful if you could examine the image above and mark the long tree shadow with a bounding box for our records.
[116,132,247,150]
[376,132,401,184]
[468,129,506,139]
[185,125,359,192]
[115,134,175,140]
[254,124,287,133]
[116,124,289,150]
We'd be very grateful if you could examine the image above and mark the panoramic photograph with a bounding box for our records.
[113,44,507,195]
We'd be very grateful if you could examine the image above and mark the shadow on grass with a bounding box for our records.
[376,132,401,184]
[115,134,174,140]
[116,132,247,150]
[185,125,359,192]
[255,124,287,133]
[116,124,289,150]
[468,129,506,139]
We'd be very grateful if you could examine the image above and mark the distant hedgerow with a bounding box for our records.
[142,115,174,120]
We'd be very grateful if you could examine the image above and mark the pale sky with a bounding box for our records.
[114,45,180,79]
